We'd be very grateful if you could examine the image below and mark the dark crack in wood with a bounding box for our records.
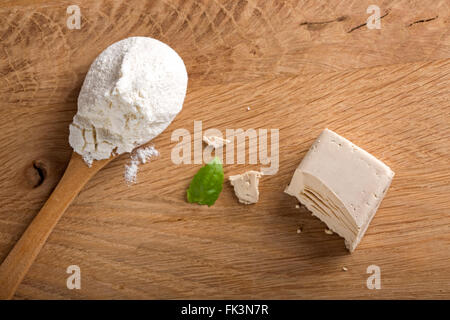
[31,160,46,188]
[299,16,347,27]
[408,16,438,27]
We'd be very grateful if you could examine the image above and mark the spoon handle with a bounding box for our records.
[0,153,110,299]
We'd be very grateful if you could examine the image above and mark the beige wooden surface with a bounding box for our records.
[0,153,112,299]
[0,0,449,299]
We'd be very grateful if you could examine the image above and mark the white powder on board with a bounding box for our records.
[69,37,187,165]
[124,162,139,184]
[124,145,160,184]
[132,145,159,164]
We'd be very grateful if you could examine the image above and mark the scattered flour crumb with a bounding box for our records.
[82,154,93,167]
[325,228,334,235]
[124,162,139,184]
[342,266,348,272]
[124,145,159,184]
[132,145,159,163]
[247,106,251,111]
[295,204,300,209]
[203,135,230,149]
[296,227,302,234]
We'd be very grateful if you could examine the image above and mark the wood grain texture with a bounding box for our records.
[0,153,111,299]
[0,0,449,299]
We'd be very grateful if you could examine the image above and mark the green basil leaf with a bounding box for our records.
[186,157,224,206]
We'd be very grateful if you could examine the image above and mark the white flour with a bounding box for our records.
[132,145,159,164]
[124,161,139,184]
[69,37,187,165]
[124,145,159,184]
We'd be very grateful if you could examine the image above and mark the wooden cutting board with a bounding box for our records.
[0,0,449,299]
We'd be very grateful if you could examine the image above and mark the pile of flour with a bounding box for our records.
[69,37,188,165]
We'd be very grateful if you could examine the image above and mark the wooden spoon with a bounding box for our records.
[0,152,113,299]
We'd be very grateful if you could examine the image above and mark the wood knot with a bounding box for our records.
[25,160,48,188]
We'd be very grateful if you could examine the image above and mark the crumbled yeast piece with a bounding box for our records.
[229,171,262,205]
